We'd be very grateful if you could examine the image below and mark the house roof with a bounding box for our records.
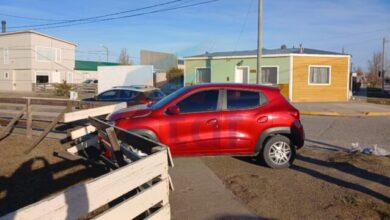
[75,60,120,71]
[0,30,76,46]
[185,47,347,59]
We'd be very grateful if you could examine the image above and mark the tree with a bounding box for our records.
[118,48,132,65]
[366,52,383,88]
[166,67,183,81]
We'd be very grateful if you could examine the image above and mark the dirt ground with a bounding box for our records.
[0,133,107,216]
[202,147,390,220]
[1,132,389,219]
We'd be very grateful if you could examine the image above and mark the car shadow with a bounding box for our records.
[296,154,390,188]
[290,164,390,203]
[233,152,390,204]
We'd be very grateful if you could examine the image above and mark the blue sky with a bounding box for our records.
[1,0,389,70]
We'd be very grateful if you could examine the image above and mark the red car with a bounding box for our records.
[107,83,304,168]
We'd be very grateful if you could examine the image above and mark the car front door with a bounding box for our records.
[219,89,270,155]
[164,89,222,156]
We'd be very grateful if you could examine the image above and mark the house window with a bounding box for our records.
[309,66,331,85]
[261,67,278,84]
[3,48,9,64]
[36,46,61,62]
[4,72,9,79]
[35,72,50,83]
[196,68,211,83]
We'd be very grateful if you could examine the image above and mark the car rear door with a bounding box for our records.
[165,89,223,156]
[219,89,270,155]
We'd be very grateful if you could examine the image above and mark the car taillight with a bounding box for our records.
[289,110,300,119]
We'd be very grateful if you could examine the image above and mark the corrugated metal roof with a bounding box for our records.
[75,60,120,71]
[185,47,345,58]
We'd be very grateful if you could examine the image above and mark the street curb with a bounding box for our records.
[300,111,390,117]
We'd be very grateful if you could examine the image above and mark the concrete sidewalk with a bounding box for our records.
[294,102,390,117]
[169,157,260,220]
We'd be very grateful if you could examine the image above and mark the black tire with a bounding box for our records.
[261,135,296,169]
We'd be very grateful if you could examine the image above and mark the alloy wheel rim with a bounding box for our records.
[269,141,291,165]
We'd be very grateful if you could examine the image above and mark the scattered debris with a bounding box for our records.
[350,143,390,156]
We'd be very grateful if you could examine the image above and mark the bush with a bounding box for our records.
[54,80,73,97]
[166,67,183,81]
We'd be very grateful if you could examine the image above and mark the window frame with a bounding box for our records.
[221,89,269,111]
[168,89,222,115]
[261,65,279,85]
[195,67,211,83]
[35,46,61,63]
[308,65,331,86]
[34,71,50,83]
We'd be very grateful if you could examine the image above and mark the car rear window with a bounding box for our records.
[226,90,267,110]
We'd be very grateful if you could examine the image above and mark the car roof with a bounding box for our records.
[187,83,280,92]
[111,85,159,92]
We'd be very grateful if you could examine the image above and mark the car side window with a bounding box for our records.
[119,90,138,99]
[226,90,264,110]
[176,90,219,113]
[98,90,119,100]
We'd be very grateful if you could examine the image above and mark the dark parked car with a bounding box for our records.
[82,85,165,106]
[104,83,305,168]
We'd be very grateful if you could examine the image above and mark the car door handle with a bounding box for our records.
[206,119,219,128]
[257,116,268,123]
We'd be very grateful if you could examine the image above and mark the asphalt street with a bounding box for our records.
[301,115,390,151]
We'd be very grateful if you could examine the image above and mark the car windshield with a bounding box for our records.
[150,86,192,109]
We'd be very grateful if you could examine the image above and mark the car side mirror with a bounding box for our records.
[167,105,180,115]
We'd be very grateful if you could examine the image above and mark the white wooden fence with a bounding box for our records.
[1,149,171,220]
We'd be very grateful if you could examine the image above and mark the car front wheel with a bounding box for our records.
[261,135,295,169]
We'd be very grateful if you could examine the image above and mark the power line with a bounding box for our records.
[233,0,255,51]
[0,13,70,22]
[8,0,186,29]
[12,0,220,31]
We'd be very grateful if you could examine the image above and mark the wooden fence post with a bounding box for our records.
[26,98,32,139]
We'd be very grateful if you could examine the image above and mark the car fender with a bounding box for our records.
[255,126,291,154]
[128,129,160,142]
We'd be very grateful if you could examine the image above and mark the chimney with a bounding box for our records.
[1,20,6,33]
[299,43,304,53]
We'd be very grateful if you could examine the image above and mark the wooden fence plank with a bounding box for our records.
[70,125,97,140]
[26,98,32,139]
[63,102,126,123]
[24,108,68,154]
[2,150,168,220]
[145,204,171,220]
[0,106,26,140]
[94,179,169,220]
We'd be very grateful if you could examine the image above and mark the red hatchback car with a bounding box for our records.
[107,83,304,168]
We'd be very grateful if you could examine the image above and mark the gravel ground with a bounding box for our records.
[202,147,390,219]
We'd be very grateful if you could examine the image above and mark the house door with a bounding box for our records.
[235,67,249,83]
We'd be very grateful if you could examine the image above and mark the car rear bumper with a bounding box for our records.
[292,119,305,148]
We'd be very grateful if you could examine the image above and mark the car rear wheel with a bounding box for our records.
[261,135,295,169]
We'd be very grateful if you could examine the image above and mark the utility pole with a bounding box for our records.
[382,37,387,90]
[256,0,263,84]
[101,44,109,62]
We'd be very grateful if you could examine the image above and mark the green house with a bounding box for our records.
[184,47,350,102]
[184,49,292,85]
